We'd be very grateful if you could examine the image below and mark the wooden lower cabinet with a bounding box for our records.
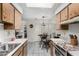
[49,41,56,56]
[49,43,53,56]
[0,4,1,21]
[49,41,54,56]
[12,41,27,56]
[23,43,27,56]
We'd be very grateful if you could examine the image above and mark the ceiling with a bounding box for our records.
[18,3,61,20]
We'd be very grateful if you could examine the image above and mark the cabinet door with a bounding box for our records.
[15,9,22,29]
[61,7,68,21]
[24,46,27,56]
[2,3,10,22]
[49,42,53,56]
[69,3,79,19]
[2,3,14,24]
[56,13,61,30]
[12,46,23,56]
[19,52,23,56]
[0,4,1,21]
[9,4,14,24]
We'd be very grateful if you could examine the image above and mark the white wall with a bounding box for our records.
[26,19,41,42]
[0,30,15,42]
[12,3,23,14]
[22,6,56,42]
[25,17,55,42]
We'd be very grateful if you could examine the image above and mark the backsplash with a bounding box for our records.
[55,23,79,43]
[0,30,15,42]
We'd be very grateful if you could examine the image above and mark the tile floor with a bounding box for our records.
[27,41,50,56]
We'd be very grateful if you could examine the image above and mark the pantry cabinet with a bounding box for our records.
[15,9,22,30]
[61,7,68,22]
[69,3,79,19]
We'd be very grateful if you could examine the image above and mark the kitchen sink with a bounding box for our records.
[0,43,20,56]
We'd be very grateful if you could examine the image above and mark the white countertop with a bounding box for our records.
[6,38,28,56]
[68,51,79,56]
[50,38,79,56]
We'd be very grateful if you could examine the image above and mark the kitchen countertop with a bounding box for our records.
[5,39,28,56]
[50,38,79,56]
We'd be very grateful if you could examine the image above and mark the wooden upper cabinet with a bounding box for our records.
[61,7,68,22]
[69,3,79,19]
[56,13,61,30]
[9,4,14,24]
[2,3,14,24]
[15,9,22,30]
[0,4,1,21]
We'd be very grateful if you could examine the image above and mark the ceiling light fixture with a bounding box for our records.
[26,3,54,8]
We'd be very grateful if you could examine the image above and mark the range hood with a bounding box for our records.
[61,16,79,25]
